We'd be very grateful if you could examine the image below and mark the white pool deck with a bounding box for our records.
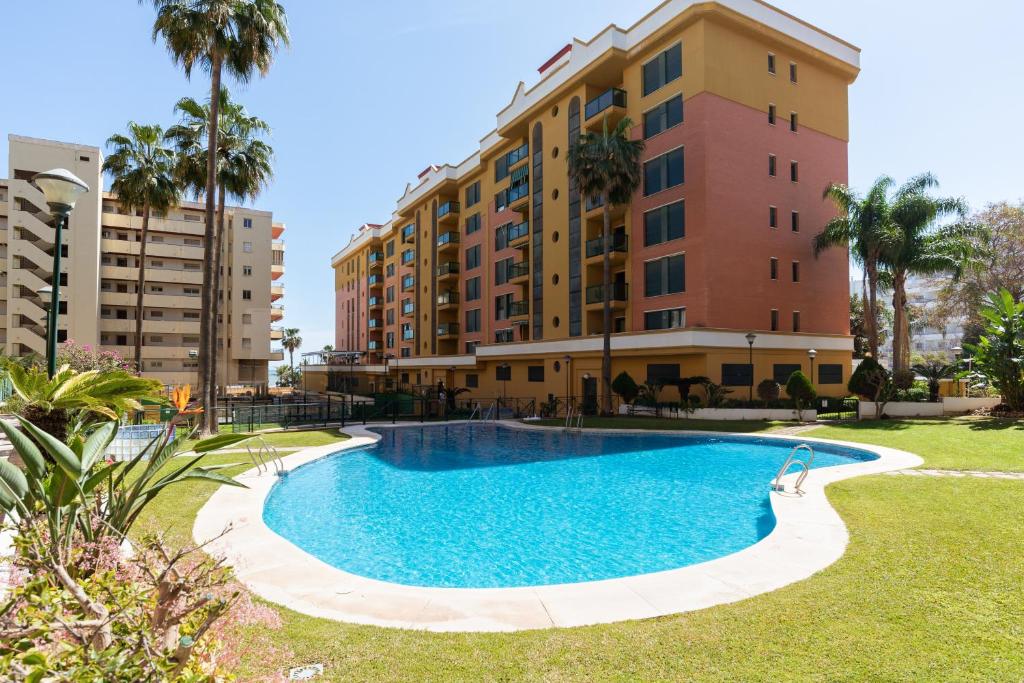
[193,422,922,632]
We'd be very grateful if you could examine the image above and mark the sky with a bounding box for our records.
[2,0,1022,357]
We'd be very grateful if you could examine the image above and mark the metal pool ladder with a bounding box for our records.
[247,436,284,476]
[564,405,584,432]
[771,443,815,494]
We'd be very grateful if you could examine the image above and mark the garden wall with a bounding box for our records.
[859,397,1003,419]
[940,397,1003,413]
[620,405,816,421]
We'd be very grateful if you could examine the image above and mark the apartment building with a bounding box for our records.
[315,0,861,403]
[0,134,285,389]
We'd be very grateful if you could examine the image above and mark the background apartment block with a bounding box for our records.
[0,134,285,389]
[318,0,861,403]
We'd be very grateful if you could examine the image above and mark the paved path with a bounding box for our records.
[770,423,821,436]
[885,468,1024,480]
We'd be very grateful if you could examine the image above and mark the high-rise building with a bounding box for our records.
[0,134,285,389]
[314,0,860,402]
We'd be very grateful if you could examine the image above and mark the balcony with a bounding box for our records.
[401,223,416,244]
[506,221,530,248]
[271,283,284,301]
[506,260,529,284]
[437,201,460,225]
[508,300,529,319]
[270,326,283,340]
[368,340,382,351]
[585,233,628,263]
[400,251,416,266]
[436,291,459,309]
[436,261,459,282]
[368,318,383,329]
[368,251,385,270]
[436,231,460,254]
[496,181,530,213]
[584,88,627,129]
[401,275,416,292]
[368,295,383,309]
[367,274,384,288]
[401,302,415,317]
[585,282,629,309]
[271,304,284,320]
[402,328,415,341]
[270,349,285,361]
[437,322,460,339]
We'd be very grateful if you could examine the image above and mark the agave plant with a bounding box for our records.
[6,363,163,442]
[0,416,252,563]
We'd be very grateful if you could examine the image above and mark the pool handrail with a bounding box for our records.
[771,443,815,494]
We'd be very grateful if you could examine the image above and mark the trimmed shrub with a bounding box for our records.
[756,379,781,405]
[611,371,640,405]
[785,370,816,420]
[848,356,889,399]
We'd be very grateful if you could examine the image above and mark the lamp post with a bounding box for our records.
[952,346,963,397]
[31,169,89,377]
[36,285,54,346]
[808,348,817,385]
[745,332,757,402]
[563,354,571,408]
[499,362,510,405]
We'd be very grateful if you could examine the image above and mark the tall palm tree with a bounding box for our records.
[815,177,897,359]
[881,174,981,371]
[566,117,644,415]
[281,327,301,378]
[102,122,180,373]
[146,0,289,435]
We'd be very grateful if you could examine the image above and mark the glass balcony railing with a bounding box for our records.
[437,322,460,337]
[507,221,530,243]
[584,87,627,120]
[367,274,383,286]
[401,224,415,242]
[436,261,459,277]
[585,282,629,304]
[436,291,460,306]
[368,340,381,350]
[402,302,415,315]
[368,251,385,264]
[400,251,415,265]
[436,231,460,248]
[585,233,628,258]
[508,300,529,317]
[368,296,383,307]
[402,328,415,341]
[368,318,383,329]
[506,261,529,279]
[401,276,415,291]
[437,201,461,220]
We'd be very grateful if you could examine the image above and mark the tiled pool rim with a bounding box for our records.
[193,422,922,632]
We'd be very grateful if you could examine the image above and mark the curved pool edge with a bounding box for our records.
[193,422,922,632]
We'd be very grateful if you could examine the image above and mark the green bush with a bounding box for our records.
[848,356,890,399]
[785,370,816,419]
[611,371,640,405]
[756,379,781,405]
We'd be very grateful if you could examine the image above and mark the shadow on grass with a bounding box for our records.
[964,417,1024,432]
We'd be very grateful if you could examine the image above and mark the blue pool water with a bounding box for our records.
[263,425,876,588]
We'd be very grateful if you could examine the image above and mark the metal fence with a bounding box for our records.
[815,397,859,420]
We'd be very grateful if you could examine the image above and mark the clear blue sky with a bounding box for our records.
[2,1,1021,355]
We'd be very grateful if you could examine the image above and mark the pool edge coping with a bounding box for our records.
[192,421,923,632]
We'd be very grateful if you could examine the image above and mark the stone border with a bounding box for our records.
[193,422,921,632]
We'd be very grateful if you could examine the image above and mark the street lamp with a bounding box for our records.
[745,332,757,402]
[32,168,89,377]
[563,354,572,407]
[807,348,817,385]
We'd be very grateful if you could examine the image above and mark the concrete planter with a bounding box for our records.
[941,397,1003,413]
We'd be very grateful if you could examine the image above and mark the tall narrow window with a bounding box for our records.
[644,254,685,296]
[768,104,776,125]
[643,200,685,246]
[791,211,800,233]
[792,311,801,332]
[789,62,798,83]
[768,154,777,177]
[790,112,798,132]
[768,53,776,74]
[790,161,799,182]
[770,258,778,280]
[643,94,684,138]
[642,43,682,96]
[792,261,800,282]
[464,180,481,208]
[643,147,684,195]
[770,309,779,331]
[769,206,778,228]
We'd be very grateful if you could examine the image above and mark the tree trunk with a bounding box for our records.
[205,184,227,435]
[134,201,150,374]
[601,193,612,417]
[892,271,908,371]
[865,259,880,359]
[197,52,222,436]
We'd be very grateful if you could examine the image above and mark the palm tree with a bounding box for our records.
[566,117,644,415]
[881,174,981,371]
[146,0,289,434]
[912,360,954,402]
[102,122,180,373]
[281,328,301,378]
[815,177,898,359]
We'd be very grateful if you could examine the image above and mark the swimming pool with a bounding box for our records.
[262,424,877,589]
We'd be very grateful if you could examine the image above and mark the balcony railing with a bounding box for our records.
[508,300,529,317]
[368,251,385,264]
[494,328,514,344]
[436,291,460,306]
[368,318,383,329]
[437,322,460,337]
[437,201,460,220]
[585,281,629,304]
[584,87,627,120]
[401,224,415,242]
[585,194,605,212]
[585,233,629,258]
[368,340,381,350]
[402,302,415,315]
[436,261,459,277]
[400,251,415,265]
[402,329,415,341]
[496,182,530,212]
[507,221,529,244]
[367,274,383,286]
[368,296,383,307]
[506,261,529,279]
[436,231,460,248]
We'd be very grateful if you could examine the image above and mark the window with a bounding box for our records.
[768,104,776,125]
[243,217,253,228]
[770,258,778,280]
[401,249,415,265]
[771,309,779,331]
[791,211,800,232]
[790,161,799,182]
[494,143,529,182]
[644,307,686,330]
[242,289,252,300]
[185,311,200,319]
[243,241,252,253]
[792,311,801,332]
[243,265,252,276]
[465,245,480,270]
[465,181,481,208]
[789,62,798,83]
[790,112,798,132]
[768,154,777,177]
[494,257,513,285]
[527,365,545,382]
[495,364,512,381]
[647,363,680,385]
[768,53,776,74]
[465,308,481,333]
[465,341,479,354]
[465,276,480,301]
[643,147,684,195]
[644,200,685,246]
[386,240,395,257]
[643,95,683,138]
[792,261,800,282]
[116,335,128,346]
[721,363,752,387]
[401,347,410,358]
[494,293,514,320]
[386,308,395,324]
[773,364,802,385]
[386,285,395,303]
[819,364,843,384]
[386,263,395,277]
[465,213,481,235]
[184,287,199,296]
[386,332,395,348]
[241,313,252,324]
[644,254,685,296]
[465,373,479,388]
[642,42,682,96]
[769,206,778,229]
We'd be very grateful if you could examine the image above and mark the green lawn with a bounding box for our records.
[533,416,790,433]
[181,427,349,454]
[134,421,1024,681]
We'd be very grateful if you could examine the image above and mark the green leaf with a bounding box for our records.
[0,459,28,511]
[15,416,82,478]
[193,432,254,453]
[46,467,79,507]
[80,421,118,472]
[0,418,46,480]
[181,470,248,488]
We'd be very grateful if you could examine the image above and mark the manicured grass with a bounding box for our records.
[135,421,1024,681]
[806,417,1024,471]
[532,416,790,433]
[181,427,349,454]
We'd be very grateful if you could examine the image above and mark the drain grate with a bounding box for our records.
[288,663,324,680]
